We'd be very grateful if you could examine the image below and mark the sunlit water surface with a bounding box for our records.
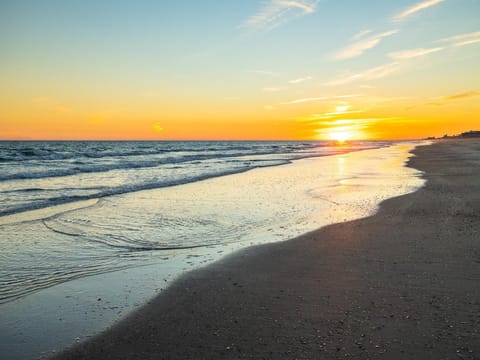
[0,142,425,304]
[0,141,428,359]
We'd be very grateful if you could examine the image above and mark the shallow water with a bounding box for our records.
[0,142,425,304]
[0,142,427,359]
[0,140,383,216]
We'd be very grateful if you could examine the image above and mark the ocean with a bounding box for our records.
[2,140,392,304]
[0,140,427,359]
[0,141,420,303]
[0,141,384,217]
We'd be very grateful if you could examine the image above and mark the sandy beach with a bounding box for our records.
[55,139,480,359]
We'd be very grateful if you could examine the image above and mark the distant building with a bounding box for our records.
[460,130,480,138]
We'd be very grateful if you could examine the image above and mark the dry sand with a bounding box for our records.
[56,140,480,359]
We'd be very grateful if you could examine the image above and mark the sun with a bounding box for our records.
[329,131,351,143]
[335,105,349,113]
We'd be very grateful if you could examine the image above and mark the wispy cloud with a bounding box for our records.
[352,29,373,40]
[413,90,480,108]
[438,31,480,47]
[326,62,400,86]
[388,47,444,59]
[312,118,377,128]
[282,97,329,105]
[288,76,313,84]
[334,30,399,60]
[444,90,480,101]
[393,0,445,22]
[282,94,364,105]
[334,94,365,99]
[312,118,384,139]
[242,0,319,31]
[312,110,364,120]
[263,87,284,92]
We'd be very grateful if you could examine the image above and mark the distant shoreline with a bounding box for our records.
[425,130,480,140]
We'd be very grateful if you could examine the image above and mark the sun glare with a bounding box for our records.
[335,105,350,113]
[330,131,350,143]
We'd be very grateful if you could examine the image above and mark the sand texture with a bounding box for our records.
[56,140,480,359]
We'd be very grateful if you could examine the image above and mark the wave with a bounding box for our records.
[0,160,290,217]
[0,141,320,163]
[0,141,392,218]
[0,152,299,181]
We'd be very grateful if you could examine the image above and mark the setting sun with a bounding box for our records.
[335,105,350,113]
[329,131,351,142]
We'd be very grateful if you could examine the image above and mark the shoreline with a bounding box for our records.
[0,142,424,359]
[0,140,386,219]
[56,139,480,359]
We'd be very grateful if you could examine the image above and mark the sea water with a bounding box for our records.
[0,140,427,359]
[0,140,387,303]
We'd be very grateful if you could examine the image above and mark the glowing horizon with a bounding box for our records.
[1,1,479,141]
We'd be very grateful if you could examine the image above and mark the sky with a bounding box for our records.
[0,0,479,140]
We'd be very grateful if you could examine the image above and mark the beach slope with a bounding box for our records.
[56,140,480,359]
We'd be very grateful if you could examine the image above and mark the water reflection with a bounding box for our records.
[0,143,426,303]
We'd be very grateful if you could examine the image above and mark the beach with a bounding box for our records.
[1,141,424,359]
[3,0,479,358]
[0,141,427,359]
[54,139,480,359]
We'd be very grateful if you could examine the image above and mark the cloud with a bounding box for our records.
[393,0,445,22]
[413,90,480,108]
[313,118,377,128]
[312,118,384,139]
[352,29,373,40]
[334,94,365,99]
[313,110,364,120]
[288,76,313,84]
[438,31,480,47]
[242,0,319,31]
[282,94,364,105]
[282,97,329,105]
[334,30,399,60]
[444,90,480,101]
[326,62,400,86]
[388,47,444,59]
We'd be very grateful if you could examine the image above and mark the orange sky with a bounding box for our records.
[1,1,479,140]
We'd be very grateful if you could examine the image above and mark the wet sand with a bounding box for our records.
[56,140,480,359]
